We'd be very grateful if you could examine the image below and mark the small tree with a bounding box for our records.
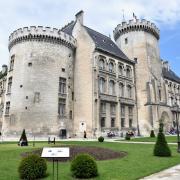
[150,130,155,138]
[125,132,131,140]
[153,122,171,157]
[19,129,28,146]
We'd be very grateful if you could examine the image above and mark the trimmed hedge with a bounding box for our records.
[98,136,104,142]
[18,154,47,179]
[71,153,98,178]
[153,123,171,157]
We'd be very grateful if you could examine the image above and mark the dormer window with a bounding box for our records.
[119,65,123,75]
[109,62,114,73]
[126,66,131,78]
[99,59,105,70]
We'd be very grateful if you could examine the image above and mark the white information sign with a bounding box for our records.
[41,147,70,158]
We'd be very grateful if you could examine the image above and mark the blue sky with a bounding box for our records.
[0,0,180,76]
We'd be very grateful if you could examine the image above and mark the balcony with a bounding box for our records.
[99,68,116,77]
[119,97,135,105]
[99,93,117,103]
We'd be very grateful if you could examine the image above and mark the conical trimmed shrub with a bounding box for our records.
[19,129,28,146]
[150,130,155,138]
[153,123,171,157]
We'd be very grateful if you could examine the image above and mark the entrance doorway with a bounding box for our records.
[59,129,67,139]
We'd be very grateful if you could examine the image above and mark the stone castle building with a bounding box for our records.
[0,11,180,138]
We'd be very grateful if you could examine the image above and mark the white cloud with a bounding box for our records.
[1,0,180,68]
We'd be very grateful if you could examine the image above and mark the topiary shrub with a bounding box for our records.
[71,153,98,179]
[18,154,47,180]
[150,130,155,138]
[98,136,104,142]
[125,132,131,140]
[153,123,171,157]
[19,129,28,146]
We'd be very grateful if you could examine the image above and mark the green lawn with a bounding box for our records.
[119,136,178,143]
[0,141,180,180]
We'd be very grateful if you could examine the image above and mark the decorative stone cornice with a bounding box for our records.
[8,26,77,51]
[113,19,160,41]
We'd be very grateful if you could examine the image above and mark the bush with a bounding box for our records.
[19,129,28,146]
[18,154,47,180]
[153,123,171,157]
[98,136,104,142]
[125,132,131,140]
[150,130,155,138]
[71,153,98,179]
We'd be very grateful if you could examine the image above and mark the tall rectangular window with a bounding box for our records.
[121,105,125,128]
[69,110,72,119]
[58,98,66,117]
[59,77,66,94]
[119,83,124,97]
[128,107,133,128]
[7,77,12,93]
[5,101,10,115]
[9,55,15,71]
[110,104,116,115]
[100,102,106,113]
[111,118,115,127]
[100,117,105,127]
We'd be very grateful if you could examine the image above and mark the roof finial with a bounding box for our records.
[122,9,125,21]
[133,12,137,21]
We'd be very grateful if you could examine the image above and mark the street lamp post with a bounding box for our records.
[174,104,180,153]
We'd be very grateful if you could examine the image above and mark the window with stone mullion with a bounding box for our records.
[59,77,66,94]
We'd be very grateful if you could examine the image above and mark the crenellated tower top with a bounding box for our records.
[8,26,77,50]
[113,18,160,41]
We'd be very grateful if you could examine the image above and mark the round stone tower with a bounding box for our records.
[114,19,162,135]
[2,26,76,138]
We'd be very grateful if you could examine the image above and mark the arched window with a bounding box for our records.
[126,67,131,78]
[127,85,132,98]
[99,59,105,70]
[109,80,115,95]
[99,77,106,93]
[109,62,114,73]
[119,65,123,75]
[119,83,124,97]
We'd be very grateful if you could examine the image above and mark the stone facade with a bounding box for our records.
[0,11,179,138]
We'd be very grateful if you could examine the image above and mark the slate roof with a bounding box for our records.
[61,21,133,63]
[61,21,75,36]
[84,26,132,63]
[162,67,180,83]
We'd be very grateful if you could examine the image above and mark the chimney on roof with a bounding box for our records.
[2,65,7,74]
[162,60,170,71]
[75,10,84,25]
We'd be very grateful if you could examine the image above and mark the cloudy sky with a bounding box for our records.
[0,0,180,75]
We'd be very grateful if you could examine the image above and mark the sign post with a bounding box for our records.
[41,147,70,180]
